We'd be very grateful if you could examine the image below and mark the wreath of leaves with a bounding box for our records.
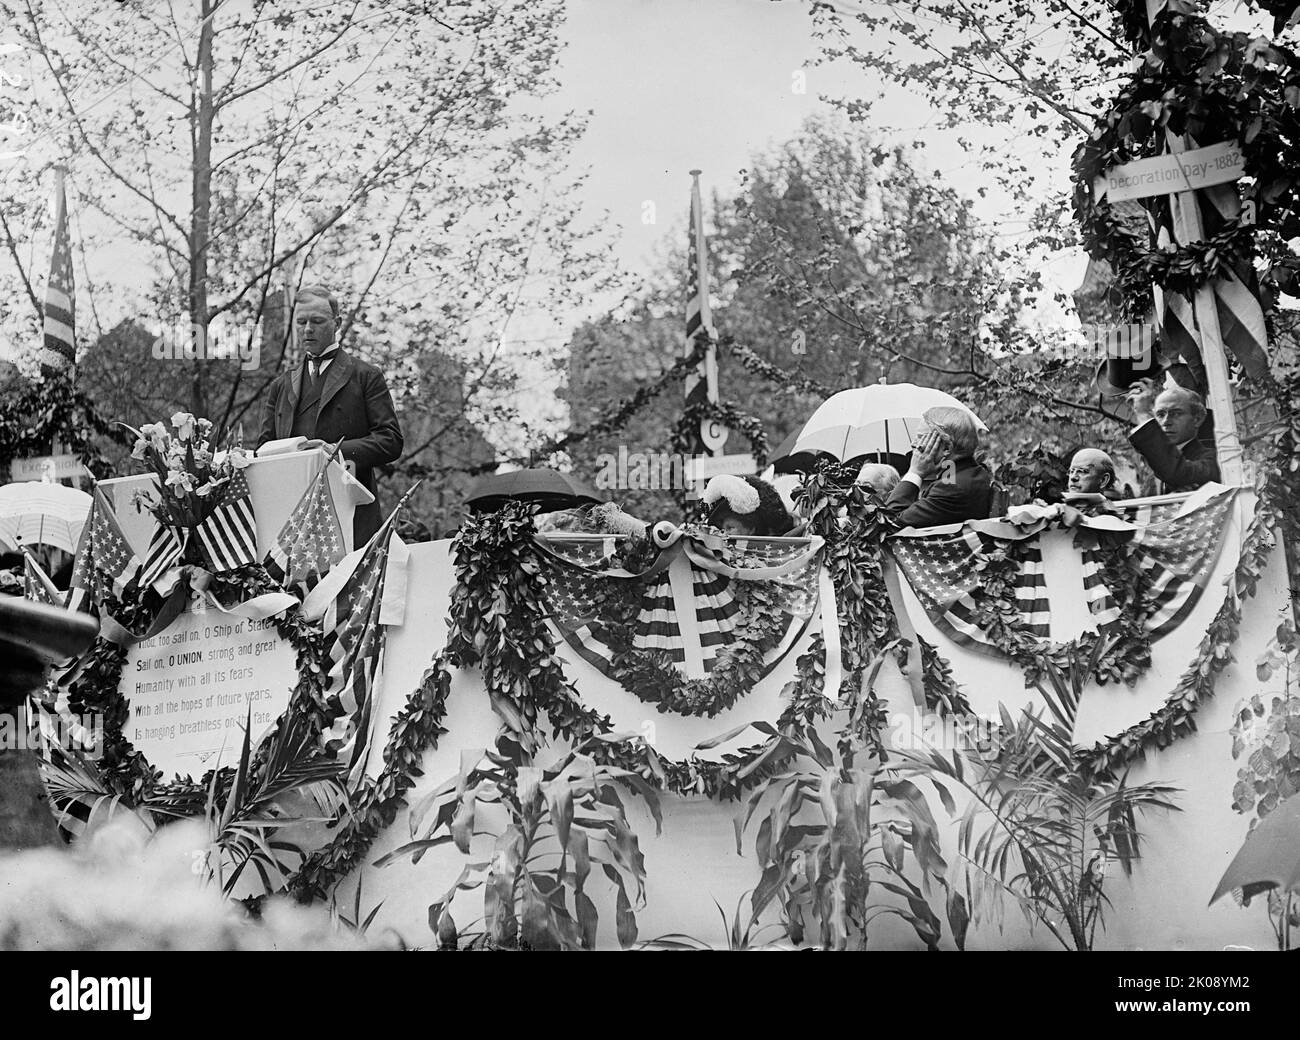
[1071,6,1300,326]
[58,564,332,810]
[586,564,795,718]
[955,528,1155,691]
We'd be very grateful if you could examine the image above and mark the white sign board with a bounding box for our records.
[10,454,88,482]
[683,453,757,484]
[122,607,298,778]
[1103,140,1244,202]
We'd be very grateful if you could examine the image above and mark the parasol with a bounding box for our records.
[0,482,93,555]
[788,383,987,463]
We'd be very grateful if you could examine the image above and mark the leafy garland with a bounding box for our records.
[1071,5,1300,325]
[670,397,771,470]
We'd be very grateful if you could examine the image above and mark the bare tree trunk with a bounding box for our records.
[189,0,216,417]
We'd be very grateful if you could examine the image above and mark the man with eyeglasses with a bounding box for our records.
[1124,379,1220,494]
[258,285,403,546]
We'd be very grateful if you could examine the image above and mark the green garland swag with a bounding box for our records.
[445,502,838,802]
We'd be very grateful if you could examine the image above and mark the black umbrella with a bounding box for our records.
[465,468,604,513]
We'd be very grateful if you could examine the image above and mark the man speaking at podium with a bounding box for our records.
[257,286,403,546]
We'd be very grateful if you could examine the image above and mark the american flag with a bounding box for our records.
[196,469,257,572]
[313,507,403,767]
[264,461,345,594]
[22,547,62,606]
[66,486,142,612]
[138,522,185,589]
[39,169,76,376]
[539,536,820,680]
[889,488,1239,656]
[682,171,718,459]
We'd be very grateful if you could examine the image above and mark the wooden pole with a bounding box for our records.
[1145,0,1244,485]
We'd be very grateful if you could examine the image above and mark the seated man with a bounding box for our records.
[1124,380,1220,494]
[1064,448,1122,501]
[885,406,993,528]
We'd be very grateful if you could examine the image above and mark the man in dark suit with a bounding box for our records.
[885,406,993,528]
[258,286,403,546]
[1124,379,1220,494]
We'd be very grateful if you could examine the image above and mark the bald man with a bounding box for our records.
[1125,379,1220,494]
[1065,448,1121,500]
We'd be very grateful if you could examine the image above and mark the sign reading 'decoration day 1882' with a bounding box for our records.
[1102,140,1244,202]
[121,606,298,779]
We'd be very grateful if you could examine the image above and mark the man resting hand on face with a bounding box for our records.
[884,406,994,528]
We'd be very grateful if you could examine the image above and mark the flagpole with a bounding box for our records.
[1145,0,1243,485]
[690,170,719,409]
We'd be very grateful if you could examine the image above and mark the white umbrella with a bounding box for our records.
[790,384,987,462]
[0,482,93,555]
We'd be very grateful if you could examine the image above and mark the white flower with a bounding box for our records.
[165,469,195,493]
[131,437,149,461]
[196,418,214,435]
[195,480,216,498]
[227,448,251,470]
[170,411,196,439]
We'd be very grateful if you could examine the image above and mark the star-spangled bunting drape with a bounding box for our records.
[66,486,142,613]
[264,458,345,594]
[195,469,257,572]
[537,532,823,682]
[888,488,1240,659]
[40,170,76,376]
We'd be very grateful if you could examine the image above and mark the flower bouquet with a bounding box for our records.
[123,412,253,566]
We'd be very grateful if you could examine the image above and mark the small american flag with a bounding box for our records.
[66,486,142,612]
[22,547,62,606]
[314,510,404,767]
[138,522,185,589]
[196,469,257,572]
[265,461,345,594]
[39,169,76,376]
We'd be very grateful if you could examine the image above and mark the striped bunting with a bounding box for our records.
[889,490,1239,660]
[196,470,257,572]
[539,536,821,682]
[1145,184,1271,383]
[889,527,1051,657]
[40,172,76,375]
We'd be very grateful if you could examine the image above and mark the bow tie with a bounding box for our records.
[306,350,338,374]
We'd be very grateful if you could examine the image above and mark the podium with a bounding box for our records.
[99,448,374,560]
